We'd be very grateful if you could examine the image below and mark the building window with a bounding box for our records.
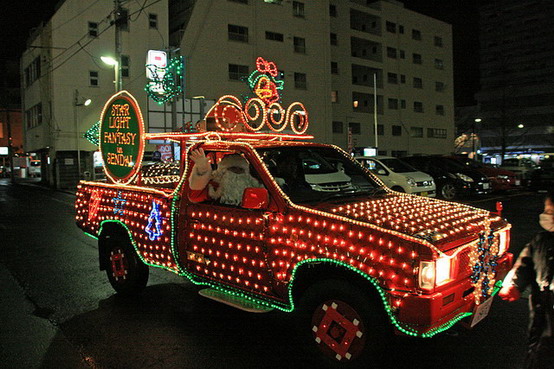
[434,36,443,47]
[118,8,129,32]
[434,58,444,70]
[413,53,422,64]
[294,72,307,89]
[435,81,445,92]
[386,21,396,33]
[428,128,447,139]
[330,32,337,46]
[89,71,98,86]
[413,77,423,89]
[121,55,129,78]
[392,125,402,136]
[377,124,384,136]
[386,47,397,58]
[266,31,284,42]
[331,61,339,74]
[331,90,339,102]
[293,1,305,17]
[332,121,343,134]
[24,57,41,87]
[88,22,98,37]
[400,99,406,109]
[229,0,248,3]
[388,98,398,109]
[399,50,405,59]
[228,64,249,80]
[329,4,337,17]
[228,24,249,42]
[148,13,158,29]
[414,101,424,112]
[387,73,398,84]
[349,122,361,134]
[400,74,406,84]
[391,150,408,157]
[410,126,423,137]
[435,105,445,115]
[26,103,42,129]
[293,37,306,53]
[399,25,404,34]
[412,29,421,40]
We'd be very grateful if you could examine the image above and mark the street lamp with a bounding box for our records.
[472,118,482,159]
[74,90,91,180]
[101,56,120,92]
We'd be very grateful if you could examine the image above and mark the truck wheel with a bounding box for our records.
[439,182,457,200]
[104,234,149,295]
[297,279,390,367]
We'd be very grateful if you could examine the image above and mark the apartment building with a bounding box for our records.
[21,0,169,188]
[171,0,454,156]
[476,0,554,160]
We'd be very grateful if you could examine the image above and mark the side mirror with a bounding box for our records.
[242,187,269,209]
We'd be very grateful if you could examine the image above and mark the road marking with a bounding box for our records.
[464,191,533,204]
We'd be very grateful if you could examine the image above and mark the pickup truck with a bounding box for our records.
[76,90,513,365]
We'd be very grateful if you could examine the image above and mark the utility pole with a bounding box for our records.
[114,0,123,91]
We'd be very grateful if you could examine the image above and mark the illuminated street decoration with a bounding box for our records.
[470,221,500,304]
[84,121,101,145]
[145,53,184,104]
[145,200,163,241]
[205,57,309,134]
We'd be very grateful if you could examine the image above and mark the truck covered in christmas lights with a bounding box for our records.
[75,60,513,365]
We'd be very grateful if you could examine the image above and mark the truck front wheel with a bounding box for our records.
[297,279,391,367]
[103,234,149,295]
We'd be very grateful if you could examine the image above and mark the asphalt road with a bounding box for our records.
[0,180,544,369]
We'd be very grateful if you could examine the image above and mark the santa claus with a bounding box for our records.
[188,148,262,206]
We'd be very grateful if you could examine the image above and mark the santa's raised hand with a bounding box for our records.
[189,147,212,190]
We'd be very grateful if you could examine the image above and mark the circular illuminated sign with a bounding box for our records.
[99,91,145,184]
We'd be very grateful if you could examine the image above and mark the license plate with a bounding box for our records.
[483,183,490,189]
[515,180,521,186]
[469,297,493,327]
[420,191,428,197]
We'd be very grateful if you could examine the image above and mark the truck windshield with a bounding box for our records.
[256,146,381,203]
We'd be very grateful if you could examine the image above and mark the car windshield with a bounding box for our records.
[256,146,381,204]
[379,158,417,173]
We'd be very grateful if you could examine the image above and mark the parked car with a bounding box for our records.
[355,156,436,197]
[499,158,539,186]
[529,158,554,191]
[446,156,519,192]
[402,156,492,200]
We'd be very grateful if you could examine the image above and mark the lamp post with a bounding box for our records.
[473,118,481,159]
[101,56,120,92]
[74,89,91,180]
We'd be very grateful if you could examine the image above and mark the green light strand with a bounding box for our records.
[145,56,184,105]
[84,121,101,145]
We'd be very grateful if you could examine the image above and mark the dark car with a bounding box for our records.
[402,156,492,200]
[447,156,520,192]
[530,158,554,191]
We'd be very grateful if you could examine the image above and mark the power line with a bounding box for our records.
[51,0,103,31]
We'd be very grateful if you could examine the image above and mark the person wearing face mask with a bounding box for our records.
[499,189,554,369]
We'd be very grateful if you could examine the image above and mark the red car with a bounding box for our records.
[447,156,520,192]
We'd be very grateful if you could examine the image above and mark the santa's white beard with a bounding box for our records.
[209,170,261,206]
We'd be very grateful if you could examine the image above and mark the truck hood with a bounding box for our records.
[305,193,506,250]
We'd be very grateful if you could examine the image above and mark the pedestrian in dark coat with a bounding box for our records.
[500,189,554,369]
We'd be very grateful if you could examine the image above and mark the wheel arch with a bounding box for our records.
[288,259,387,314]
[98,220,135,271]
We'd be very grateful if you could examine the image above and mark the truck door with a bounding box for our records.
[178,148,277,298]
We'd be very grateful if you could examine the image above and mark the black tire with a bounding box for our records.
[103,234,149,295]
[439,182,457,200]
[296,279,391,368]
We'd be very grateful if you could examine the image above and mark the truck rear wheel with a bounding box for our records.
[103,234,149,295]
[297,279,390,367]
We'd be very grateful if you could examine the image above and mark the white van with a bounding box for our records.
[355,156,436,197]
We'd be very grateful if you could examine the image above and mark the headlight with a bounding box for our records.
[456,173,474,182]
[498,230,510,255]
[406,176,416,187]
[419,257,452,290]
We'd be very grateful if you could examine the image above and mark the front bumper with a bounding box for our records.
[393,251,513,336]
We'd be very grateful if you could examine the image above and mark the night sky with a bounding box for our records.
[1,0,479,106]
